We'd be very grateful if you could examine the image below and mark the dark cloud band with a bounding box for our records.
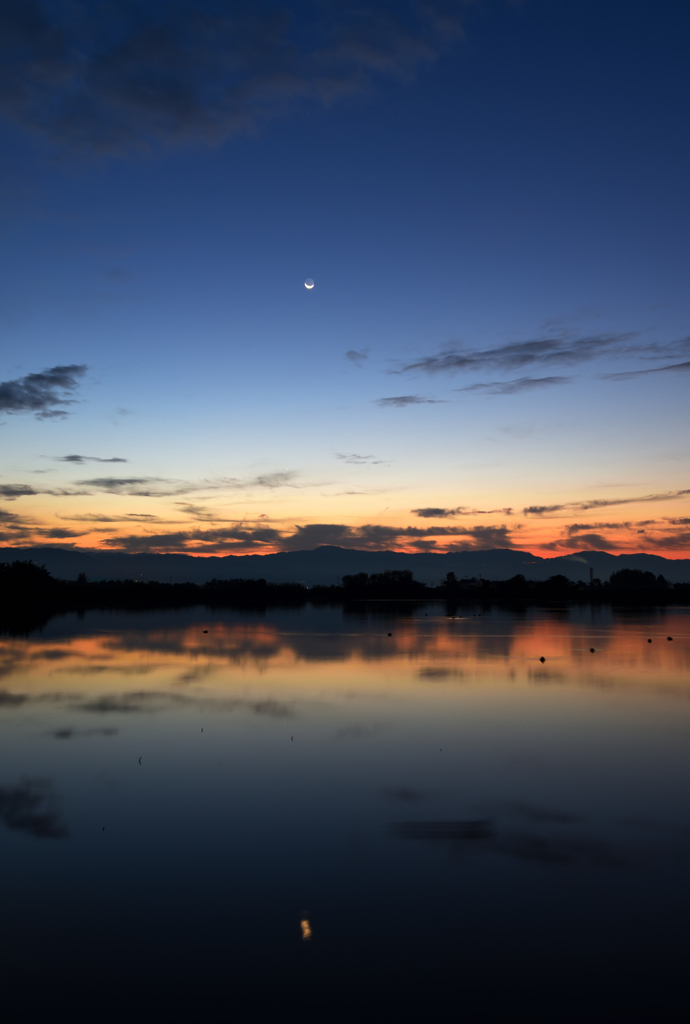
[0,365,87,419]
[0,1,465,155]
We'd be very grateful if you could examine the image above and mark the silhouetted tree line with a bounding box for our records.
[1,561,689,634]
[0,562,309,633]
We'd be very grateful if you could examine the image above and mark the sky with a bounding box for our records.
[1,0,689,559]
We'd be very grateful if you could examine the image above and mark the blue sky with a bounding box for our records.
[1,0,689,556]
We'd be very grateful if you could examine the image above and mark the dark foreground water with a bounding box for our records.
[1,603,690,1022]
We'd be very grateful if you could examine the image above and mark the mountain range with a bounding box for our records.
[2,545,689,585]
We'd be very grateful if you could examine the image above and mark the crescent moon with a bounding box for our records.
[304,279,314,289]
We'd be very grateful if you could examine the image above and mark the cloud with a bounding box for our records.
[412,506,513,518]
[102,525,283,554]
[398,333,636,375]
[375,395,442,407]
[644,530,690,550]
[566,522,629,533]
[524,488,690,516]
[334,452,385,465]
[0,505,34,540]
[413,507,461,518]
[345,349,368,364]
[280,522,514,551]
[174,503,226,521]
[541,518,690,553]
[446,525,514,549]
[544,532,620,552]
[73,470,299,497]
[59,512,162,522]
[0,778,69,839]
[0,364,87,419]
[0,1,465,156]
[0,484,37,499]
[457,375,572,395]
[601,360,690,381]
[39,528,85,539]
[250,471,297,488]
[57,454,127,463]
[76,476,165,495]
[0,516,517,554]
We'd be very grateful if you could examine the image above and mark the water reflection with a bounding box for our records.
[0,778,69,838]
[1,605,689,703]
[0,604,689,1020]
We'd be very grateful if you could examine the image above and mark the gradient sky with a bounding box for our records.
[1,0,689,558]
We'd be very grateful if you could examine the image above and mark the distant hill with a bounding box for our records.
[1,545,689,585]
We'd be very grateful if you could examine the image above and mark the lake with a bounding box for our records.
[1,603,689,1022]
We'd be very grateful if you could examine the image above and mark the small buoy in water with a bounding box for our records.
[648,639,652,644]
[668,636,673,641]
[387,632,392,637]
[203,630,208,633]
[539,656,546,663]
[590,648,595,653]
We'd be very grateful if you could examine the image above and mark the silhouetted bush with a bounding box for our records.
[0,560,55,601]
[610,573,663,589]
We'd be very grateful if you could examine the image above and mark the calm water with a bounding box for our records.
[2,603,690,1022]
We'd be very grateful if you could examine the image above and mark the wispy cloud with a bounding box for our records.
[524,488,690,516]
[412,506,513,517]
[281,522,514,551]
[56,454,127,464]
[412,507,462,518]
[0,365,87,419]
[58,513,163,523]
[601,360,690,381]
[0,484,37,499]
[375,395,442,407]
[96,519,516,555]
[543,532,621,552]
[73,470,300,497]
[103,526,283,554]
[174,503,225,522]
[76,477,166,495]
[39,527,85,539]
[345,349,368,365]
[334,452,386,465]
[398,334,636,375]
[0,505,34,542]
[0,1,466,156]
[457,375,572,395]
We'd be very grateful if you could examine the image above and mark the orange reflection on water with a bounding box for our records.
[0,610,688,705]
